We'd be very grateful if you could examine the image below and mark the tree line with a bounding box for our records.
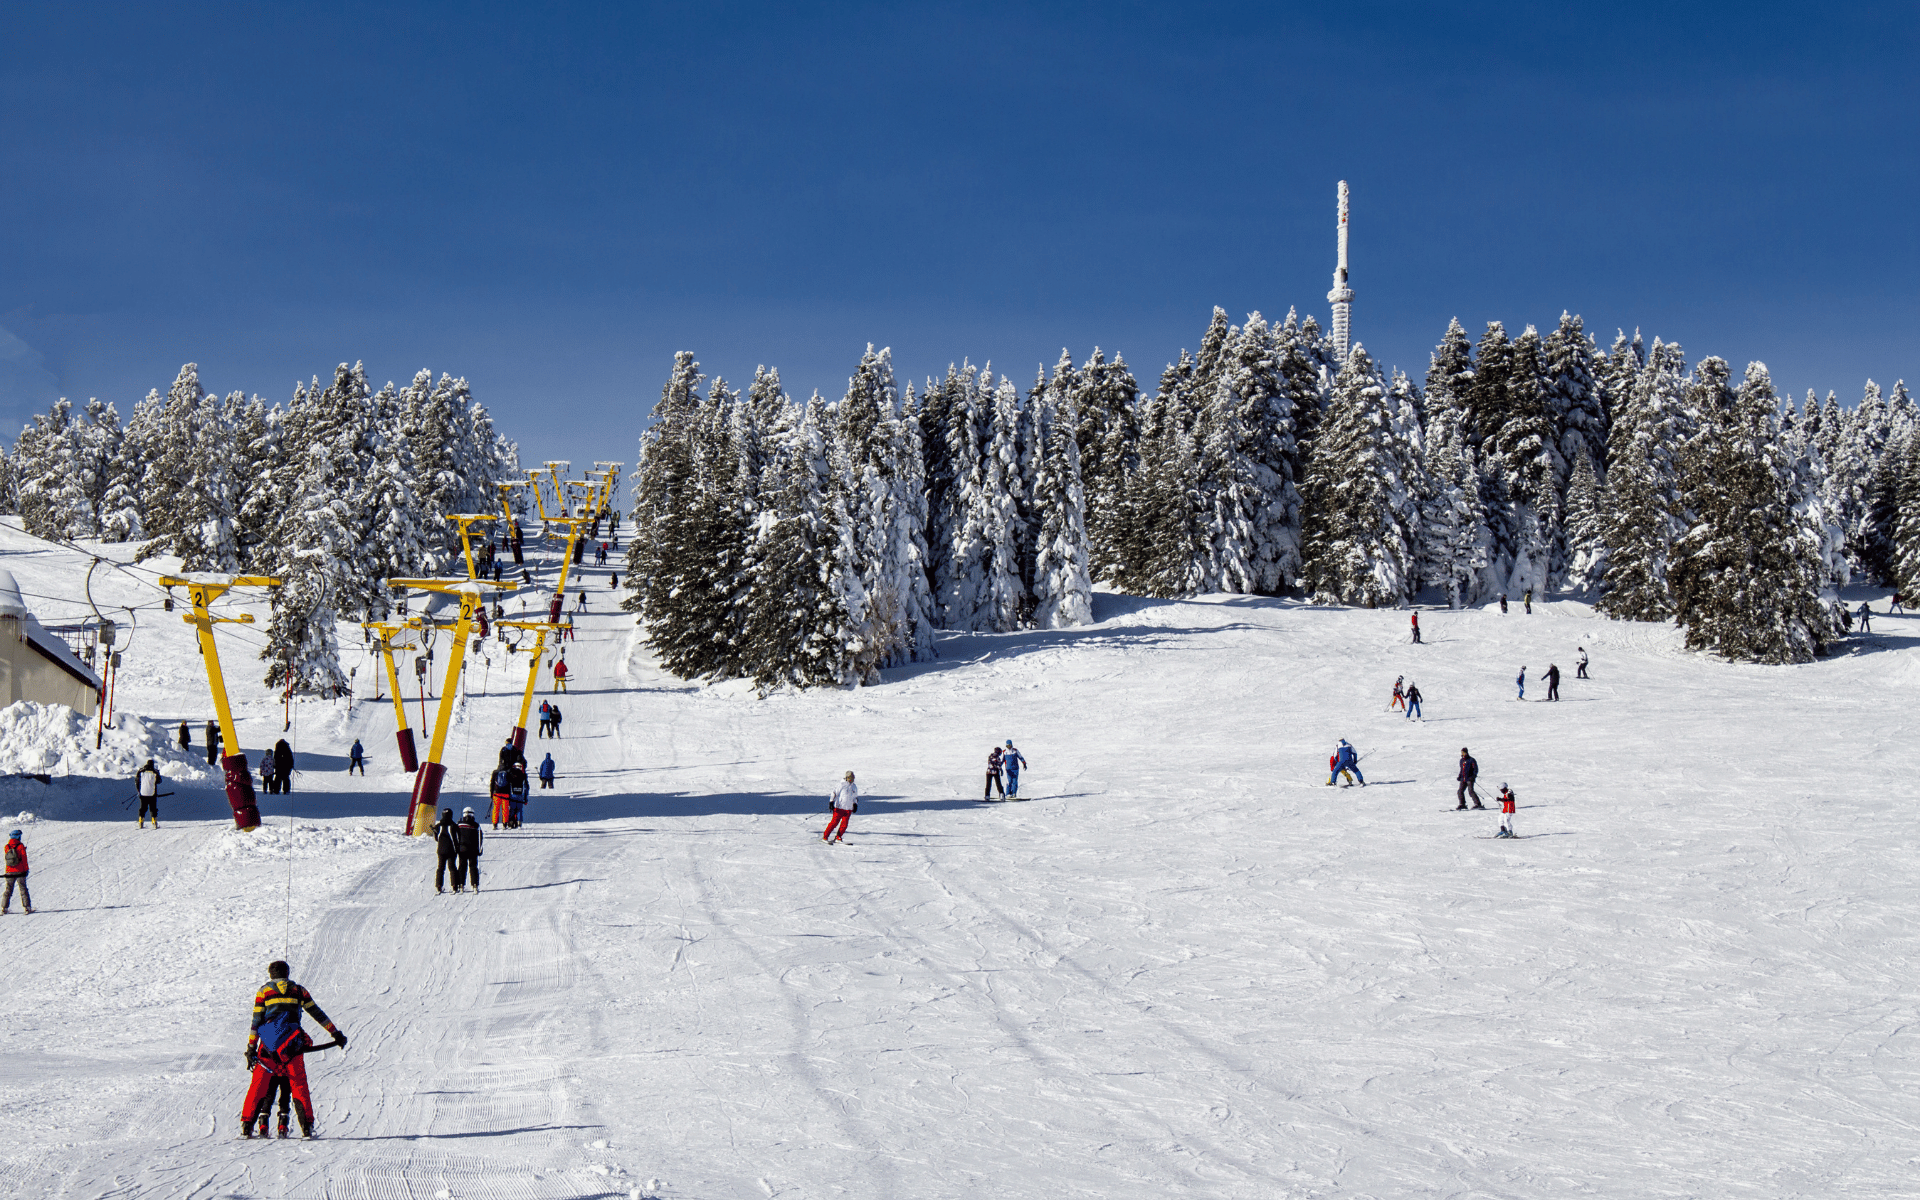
[3,362,518,692]
[626,306,1919,679]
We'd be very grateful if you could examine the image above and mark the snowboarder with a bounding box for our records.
[432,808,458,893]
[241,960,346,1139]
[1857,601,1872,632]
[1391,676,1405,711]
[273,739,295,793]
[824,771,858,843]
[548,703,563,738]
[347,739,365,775]
[1516,666,1526,701]
[1410,611,1421,643]
[1499,594,1508,614]
[1456,748,1484,810]
[538,753,555,789]
[1405,681,1423,719]
[553,658,569,693]
[1003,740,1028,797]
[983,746,1006,800]
[135,758,163,827]
[2,830,30,914]
[1576,647,1589,679]
[178,722,191,750]
[1545,663,1561,701]
[1327,738,1365,787]
[452,808,483,891]
[1523,588,1533,614]
[1495,784,1518,837]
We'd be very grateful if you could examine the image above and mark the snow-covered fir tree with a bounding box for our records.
[1669,362,1830,662]
[1029,353,1094,627]
[1598,340,1693,621]
[1417,403,1493,608]
[1300,347,1423,606]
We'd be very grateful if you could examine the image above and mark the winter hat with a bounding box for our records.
[1005,739,1014,747]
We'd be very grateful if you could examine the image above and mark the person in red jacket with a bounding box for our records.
[552,657,570,693]
[2,830,29,914]
[242,960,346,1139]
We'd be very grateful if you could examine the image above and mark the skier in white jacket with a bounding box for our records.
[824,772,858,844]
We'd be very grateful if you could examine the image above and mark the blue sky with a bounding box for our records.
[3,2,1916,462]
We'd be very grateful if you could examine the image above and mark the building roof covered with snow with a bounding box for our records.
[0,567,102,717]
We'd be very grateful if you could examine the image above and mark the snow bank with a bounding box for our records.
[0,701,212,780]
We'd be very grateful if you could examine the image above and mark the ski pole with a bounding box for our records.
[123,791,176,809]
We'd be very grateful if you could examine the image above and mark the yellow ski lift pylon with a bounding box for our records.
[446,513,498,581]
[158,573,281,831]
[495,616,559,752]
[385,577,493,835]
[361,618,422,771]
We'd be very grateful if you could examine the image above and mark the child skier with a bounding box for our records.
[1327,739,1365,787]
[1391,676,1405,711]
[983,746,1006,800]
[1495,784,1518,838]
[824,771,858,843]
[1002,740,1028,797]
[2,830,30,914]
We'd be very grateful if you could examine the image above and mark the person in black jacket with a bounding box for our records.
[1545,663,1561,701]
[452,808,484,892]
[432,809,458,893]
[1455,747,1485,810]
[207,720,222,766]
[273,740,295,794]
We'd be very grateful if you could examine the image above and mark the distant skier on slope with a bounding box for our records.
[1523,588,1533,614]
[1857,602,1873,632]
[1002,740,1028,797]
[1576,647,1589,679]
[553,658,569,693]
[1391,676,1405,711]
[452,808,483,891]
[489,768,512,829]
[983,746,1006,800]
[498,737,526,771]
[433,809,458,893]
[506,763,528,828]
[1327,739,1365,787]
[1405,681,1423,720]
[273,739,295,793]
[824,771,858,843]
[1545,663,1561,701]
[2,830,30,914]
[178,722,191,750]
[136,759,163,828]
[539,752,556,789]
[241,960,346,1139]
[347,739,365,776]
[1456,748,1484,810]
[1516,666,1526,701]
[1410,612,1421,643]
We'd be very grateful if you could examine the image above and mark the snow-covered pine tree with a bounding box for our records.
[1029,354,1094,628]
[1425,318,1478,448]
[626,351,704,616]
[743,395,857,689]
[1300,346,1421,606]
[12,400,71,540]
[1109,353,1206,598]
[645,379,753,680]
[1488,324,1562,596]
[1595,330,1645,433]
[835,345,932,673]
[1417,403,1493,608]
[1597,339,1690,621]
[1195,313,1303,593]
[1276,309,1331,458]
[1562,450,1606,592]
[1889,427,1920,605]
[1544,312,1605,492]
[261,545,348,696]
[1072,347,1138,584]
[935,363,990,629]
[980,373,1028,631]
[1669,362,1830,662]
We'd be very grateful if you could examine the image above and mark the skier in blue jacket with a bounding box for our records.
[1002,740,1028,797]
[1516,666,1526,701]
[1327,739,1365,787]
[538,753,556,789]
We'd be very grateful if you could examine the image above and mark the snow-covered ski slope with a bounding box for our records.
[0,518,1914,1199]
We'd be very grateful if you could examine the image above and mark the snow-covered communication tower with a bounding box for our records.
[1327,180,1353,365]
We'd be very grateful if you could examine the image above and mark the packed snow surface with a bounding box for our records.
[0,520,1914,1198]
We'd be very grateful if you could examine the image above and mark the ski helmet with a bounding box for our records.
[462,807,475,817]
[8,830,18,840]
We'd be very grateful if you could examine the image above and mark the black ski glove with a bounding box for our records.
[246,1048,259,1070]
[333,1031,348,1051]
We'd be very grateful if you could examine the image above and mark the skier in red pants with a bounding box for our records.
[823,771,858,843]
[241,960,346,1138]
